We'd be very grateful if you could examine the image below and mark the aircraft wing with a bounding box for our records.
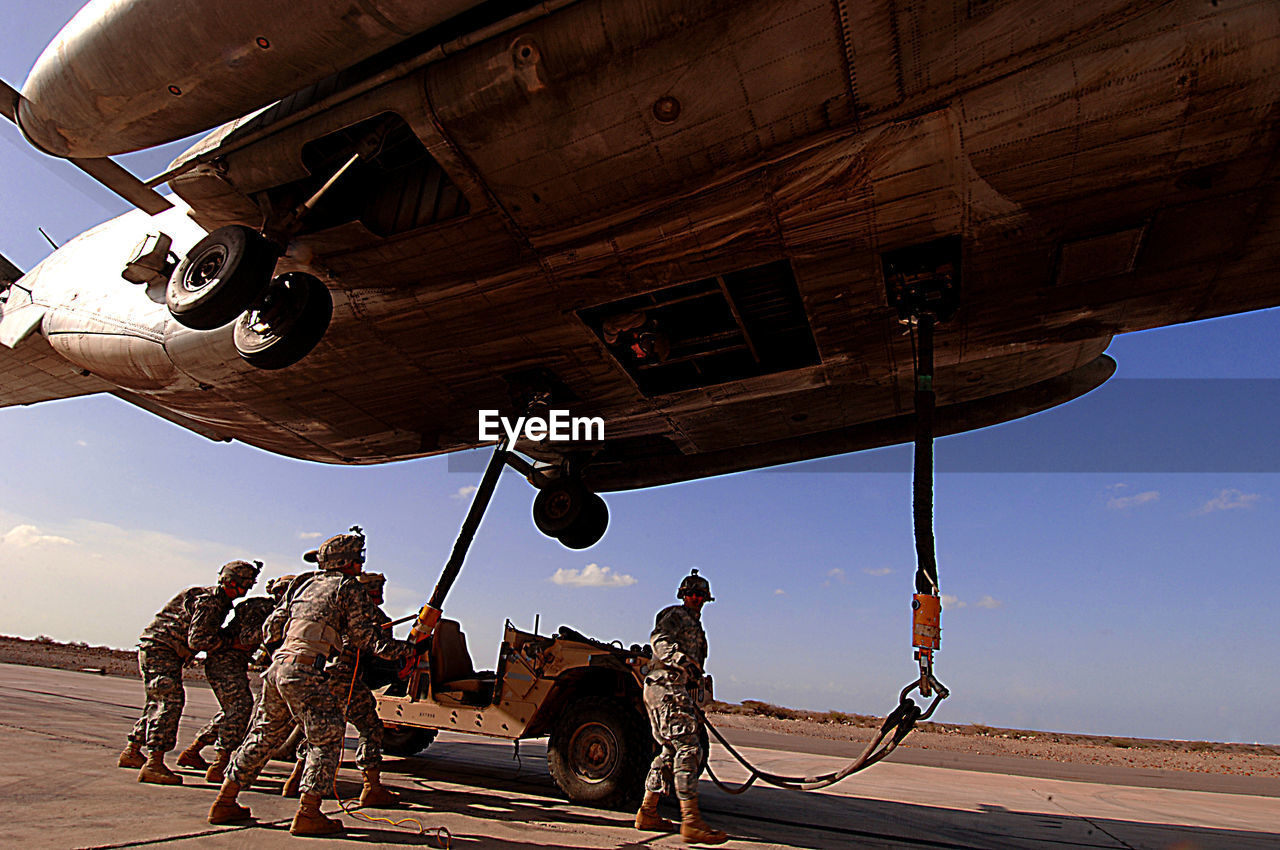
[0,258,112,408]
[0,332,112,409]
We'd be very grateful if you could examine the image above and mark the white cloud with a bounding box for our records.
[1197,489,1262,514]
[863,567,892,577]
[773,589,786,596]
[550,563,637,588]
[1107,490,1159,510]
[297,531,323,539]
[451,485,479,501]
[940,593,966,609]
[2,524,75,548]
[975,595,1003,609]
[75,439,87,447]
[822,567,850,587]
[0,513,269,649]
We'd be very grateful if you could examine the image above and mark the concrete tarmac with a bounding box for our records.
[1,663,1277,849]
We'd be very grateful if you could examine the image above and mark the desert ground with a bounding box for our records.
[5,633,1275,779]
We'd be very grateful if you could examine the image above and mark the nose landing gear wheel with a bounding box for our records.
[166,225,279,330]
[556,493,608,549]
[233,272,333,370]
[532,479,589,535]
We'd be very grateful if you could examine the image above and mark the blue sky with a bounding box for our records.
[2,2,1277,745]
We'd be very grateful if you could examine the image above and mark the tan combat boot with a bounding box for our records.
[635,790,677,831]
[117,741,145,769]
[205,749,231,784]
[176,739,210,770]
[281,759,304,798]
[358,768,399,807]
[290,792,344,836]
[679,797,728,845]
[137,751,183,785]
[207,779,252,824]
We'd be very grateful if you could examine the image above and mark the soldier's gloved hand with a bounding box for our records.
[397,651,421,680]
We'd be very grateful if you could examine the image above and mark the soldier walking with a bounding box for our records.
[207,531,416,836]
[118,560,260,785]
[635,569,728,845]
[176,574,292,783]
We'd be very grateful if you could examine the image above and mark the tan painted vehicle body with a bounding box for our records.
[373,618,672,806]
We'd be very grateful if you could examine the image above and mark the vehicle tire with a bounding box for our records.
[532,478,590,536]
[233,272,333,370]
[547,694,649,809]
[556,493,608,550]
[382,724,437,757]
[167,225,278,330]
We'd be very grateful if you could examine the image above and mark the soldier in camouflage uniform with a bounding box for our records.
[177,574,293,783]
[635,569,728,845]
[118,561,259,785]
[281,571,399,807]
[208,531,416,836]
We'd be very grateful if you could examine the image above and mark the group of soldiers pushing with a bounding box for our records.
[118,528,729,844]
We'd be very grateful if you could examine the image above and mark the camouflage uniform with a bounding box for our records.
[128,586,232,753]
[226,569,413,798]
[293,602,392,770]
[193,596,277,751]
[643,603,708,800]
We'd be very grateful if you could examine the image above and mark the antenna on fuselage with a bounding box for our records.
[38,228,59,250]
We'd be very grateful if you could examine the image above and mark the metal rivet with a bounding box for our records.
[652,96,681,124]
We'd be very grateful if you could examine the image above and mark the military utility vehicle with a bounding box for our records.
[369,618,693,808]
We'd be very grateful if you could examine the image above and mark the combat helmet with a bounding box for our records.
[266,574,296,600]
[219,560,261,587]
[677,568,714,601]
[316,525,366,570]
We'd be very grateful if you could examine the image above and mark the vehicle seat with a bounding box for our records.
[431,619,480,692]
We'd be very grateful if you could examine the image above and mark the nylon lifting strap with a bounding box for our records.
[702,314,950,794]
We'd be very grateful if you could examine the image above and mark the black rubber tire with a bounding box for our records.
[556,493,608,550]
[382,724,437,757]
[532,479,590,536]
[547,694,650,809]
[233,272,333,370]
[167,225,278,330]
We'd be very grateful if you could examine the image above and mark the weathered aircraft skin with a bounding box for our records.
[3,0,1279,492]
[15,0,486,157]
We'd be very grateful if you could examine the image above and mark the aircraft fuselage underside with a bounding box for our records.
[4,0,1278,493]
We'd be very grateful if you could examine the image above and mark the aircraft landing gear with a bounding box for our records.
[529,475,609,550]
[165,225,279,330]
[233,272,333,370]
